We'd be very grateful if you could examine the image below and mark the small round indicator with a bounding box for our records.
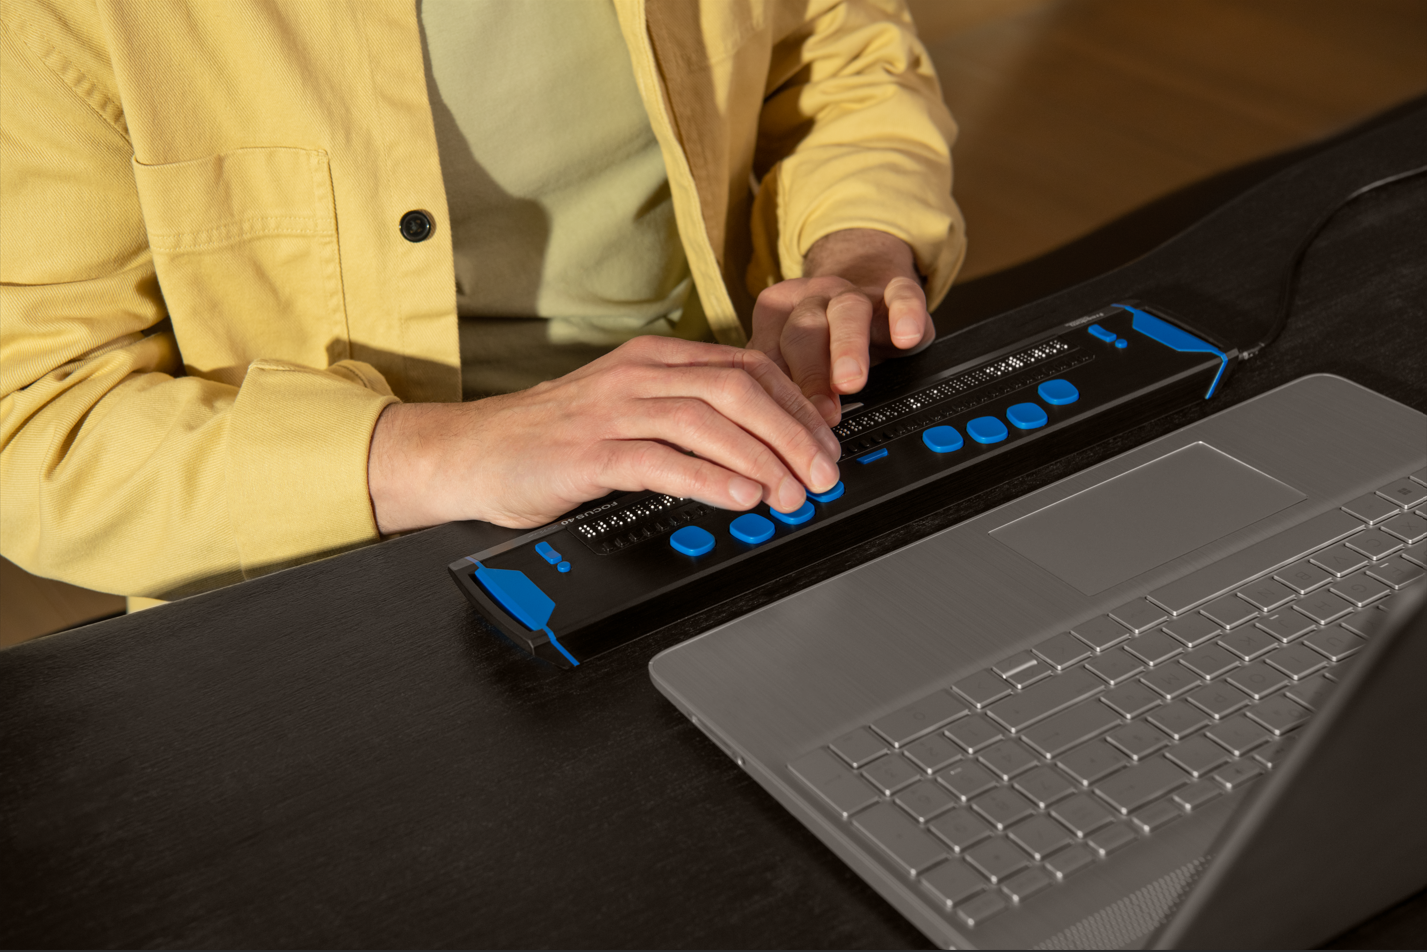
[557,561,571,573]
[1115,338,1128,349]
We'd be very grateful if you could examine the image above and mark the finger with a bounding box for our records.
[824,287,875,395]
[618,396,808,512]
[596,439,766,511]
[884,276,933,351]
[637,365,840,496]
[777,293,838,416]
[748,281,809,376]
[733,349,844,458]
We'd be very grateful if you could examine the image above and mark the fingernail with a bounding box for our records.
[895,316,921,343]
[810,393,839,426]
[777,476,805,513]
[815,426,841,459]
[811,455,839,492]
[729,476,761,508]
[833,356,861,388]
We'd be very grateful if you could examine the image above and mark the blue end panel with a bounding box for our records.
[472,564,555,631]
[1118,304,1228,398]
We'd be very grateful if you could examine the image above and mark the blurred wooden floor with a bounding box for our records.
[2,0,1424,648]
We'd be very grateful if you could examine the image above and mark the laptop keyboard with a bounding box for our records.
[789,474,1426,930]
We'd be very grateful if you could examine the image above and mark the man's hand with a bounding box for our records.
[748,228,933,427]
[367,336,842,533]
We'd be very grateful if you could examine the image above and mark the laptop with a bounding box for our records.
[649,374,1427,948]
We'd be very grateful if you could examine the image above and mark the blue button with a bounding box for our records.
[669,525,715,557]
[1088,323,1116,343]
[808,481,845,503]
[473,565,555,631]
[770,501,814,525]
[858,447,889,464]
[1006,402,1048,430]
[557,561,571,573]
[729,513,775,545]
[1115,338,1128,349]
[922,425,964,453]
[1037,379,1079,405]
[534,541,561,564]
[966,416,1008,444]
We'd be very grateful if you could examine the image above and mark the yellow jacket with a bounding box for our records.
[1,0,963,597]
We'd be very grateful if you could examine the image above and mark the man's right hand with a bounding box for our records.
[367,336,843,534]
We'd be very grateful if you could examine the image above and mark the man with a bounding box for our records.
[0,0,963,600]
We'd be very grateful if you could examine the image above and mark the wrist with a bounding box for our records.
[803,228,918,286]
[368,402,447,534]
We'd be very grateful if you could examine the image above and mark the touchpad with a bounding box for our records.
[990,443,1305,595]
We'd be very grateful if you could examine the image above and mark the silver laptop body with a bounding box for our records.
[649,374,1427,949]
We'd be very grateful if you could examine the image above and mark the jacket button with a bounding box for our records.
[399,210,433,242]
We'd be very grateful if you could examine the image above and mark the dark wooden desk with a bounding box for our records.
[3,104,1425,950]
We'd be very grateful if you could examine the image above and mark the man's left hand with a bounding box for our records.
[748,228,932,427]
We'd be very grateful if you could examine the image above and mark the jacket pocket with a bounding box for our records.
[132,147,347,387]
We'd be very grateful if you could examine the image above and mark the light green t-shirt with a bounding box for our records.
[419,0,695,398]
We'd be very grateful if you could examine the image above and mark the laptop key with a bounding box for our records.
[1348,527,1404,559]
[986,668,1103,733]
[1173,780,1222,811]
[1103,680,1165,716]
[964,836,1030,883]
[1235,578,1297,611]
[1085,647,1145,685]
[993,652,1038,678]
[1248,695,1310,735]
[1147,701,1210,740]
[978,740,1038,781]
[1329,571,1391,607]
[928,807,993,853]
[891,778,952,822]
[1161,614,1222,648]
[1033,632,1092,670]
[1274,559,1333,594]
[871,690,969,746]
[1070,615,1132,652]
[956,889,1007,927]
[1323,655,1358,682]
[1051,792,1114,837]
[1218,626,1276,661]
[1139,665,1201,701]
[920,859,984,911]
[853,802,948,876]
[1058,740,1128,786]
[1180,645,1239,680]
[938,761,999,802]
[1188,681,1251,719]
[1200,595,1259,629]
[1109,598,1168,633]
[1165,736,1230,778]
[1086,822,1137,858]
[1256,609,1316,642]
[1107,720,1170,760]
[1253,736,1298,769]
[972,787,1036,830]
[1380,512,1427,543]
[1311,544,1371,577]
[946,714,1004,753]
[1284,673,1335,710]
[1341,492,1400,524]
[1001,866,1052,904]
[1295,590,1355,624]
[1094,756,1188,813]
[1404,541,1427,567]
[1124,630,1184,666]
[953,670,1012,709]
[1131,799,1183,835]
[828,726,887,767]
[1367,555,1425,589]
[1226,661,1290,699]
[1265,643,1327,680]
[903,732,963,773]
[1204,714,1271,757]
[1213,759,1264,791]
[1008,814,1074,861]
[1302,625,1366,662]
[863,753,921,795]
[1005,661,1052,689]
[1022,698,1121,759]
[1376,477,1427,508]
[1014,765,1076,808]
[1044,844,1096,881]
[789,748,881,819]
